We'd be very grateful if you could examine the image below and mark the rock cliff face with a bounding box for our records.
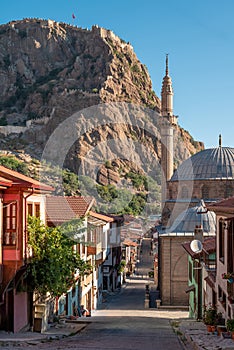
[0,18,203,185]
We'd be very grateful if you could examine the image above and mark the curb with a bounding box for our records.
[0,323,88,346]
[170,320,196,350]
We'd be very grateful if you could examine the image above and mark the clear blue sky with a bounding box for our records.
[1,0,234,149]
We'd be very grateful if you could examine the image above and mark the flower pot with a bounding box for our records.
[217,325,227,336]
[228,278,234,283]
[207,325,215,332]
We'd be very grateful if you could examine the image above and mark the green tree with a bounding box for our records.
[27,216,91,298]
[97,184,118,202]
[125,171,147,190]
[79,175,97,197]
[62,170,79,195]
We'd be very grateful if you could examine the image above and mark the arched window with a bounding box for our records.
[201,185,209,199]
[181,186,188,199]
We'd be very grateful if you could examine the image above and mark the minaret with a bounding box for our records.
[161,54,177,124]
[161,55,175,212]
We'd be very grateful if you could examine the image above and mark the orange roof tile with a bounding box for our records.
[98,212,124,223]
[89,211,114,223]
[46,196,95,224]
[122,240,138,247]
[0,165,53,192]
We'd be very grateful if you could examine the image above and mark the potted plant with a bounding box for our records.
[222,273,234,283]
[226,319,234,339]
[203,305,217,332]
[216,312,226,336]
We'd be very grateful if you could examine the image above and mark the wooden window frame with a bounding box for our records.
[27,202,40,218]
[3,202,17,246]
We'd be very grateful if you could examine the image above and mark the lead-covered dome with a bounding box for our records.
[171,147,234,181]
[168,202,216,234]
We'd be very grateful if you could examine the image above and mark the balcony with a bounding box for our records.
[87,246,96,255]
[87,242,102,257]
[203,256,216,272]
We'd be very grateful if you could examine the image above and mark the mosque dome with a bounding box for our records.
[171,147,234,181]
[168,201,216,234]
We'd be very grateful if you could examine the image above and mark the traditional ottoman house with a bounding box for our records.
[46,197,121,314]
[87,211,121,308]
[0,165,53,333]
[121,240,139,276]
[182,236,216,319]
[208,197,234,320]
[46,195,94,317]
[87,211,112,309]
[99,214,123,293]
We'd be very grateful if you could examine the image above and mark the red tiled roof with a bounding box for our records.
[208,197,234,213]
[0,176,12,188]
[202,236,216,254]
[98,212,124,223]
[182,236,216,258]
[0,165,54,192]
[122,240,138,247]
[46,196,95,224]
[89,211,114,223]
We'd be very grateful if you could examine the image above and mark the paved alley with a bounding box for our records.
[0,238,188,350]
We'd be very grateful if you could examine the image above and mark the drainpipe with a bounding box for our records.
[23,188,34,264]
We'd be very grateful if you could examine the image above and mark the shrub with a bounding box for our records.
[227,319,234,332]
[203,305,218,325]
[0,116,8,126]
[0,155,28,175]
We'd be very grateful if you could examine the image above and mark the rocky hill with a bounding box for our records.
[0,18,203,195]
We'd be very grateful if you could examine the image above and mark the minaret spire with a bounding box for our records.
[219,134,222,147]
[161,54,177,125]
[165,53,169,76]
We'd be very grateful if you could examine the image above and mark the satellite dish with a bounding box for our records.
[190,239,203,254]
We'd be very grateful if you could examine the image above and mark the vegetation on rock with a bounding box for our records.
[0,155,29,175]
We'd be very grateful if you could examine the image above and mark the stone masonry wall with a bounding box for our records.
[159,235,193,306]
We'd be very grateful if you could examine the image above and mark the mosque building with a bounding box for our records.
[158,56,234,307]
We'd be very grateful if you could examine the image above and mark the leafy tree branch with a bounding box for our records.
[27,216,92,298]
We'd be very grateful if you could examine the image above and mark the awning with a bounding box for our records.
[185,285,195,293]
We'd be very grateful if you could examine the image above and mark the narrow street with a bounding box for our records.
[9,238,187,350]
